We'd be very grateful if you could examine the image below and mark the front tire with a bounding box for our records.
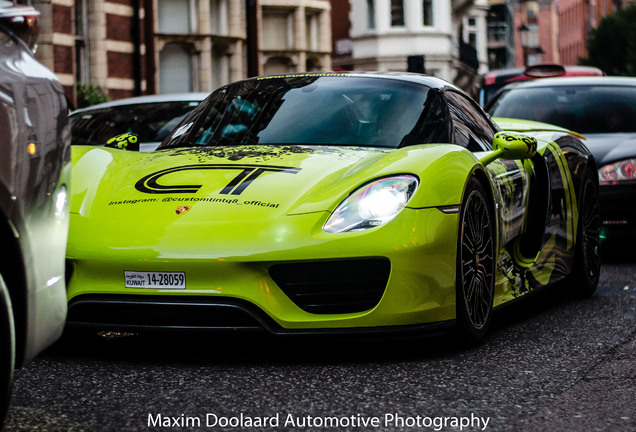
[568,167,601,297]
[456,178,495,345]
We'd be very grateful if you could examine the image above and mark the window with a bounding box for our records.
[74,0,89,83]
[367,0,375,30]
[422,0,433,26]
[212,46,230,89]
[70,100,203,147]
[163,77,435,149]
[159,43,193,93]
[262,9,294,50]
[445,90,496,151]
[305,12,319,51]
[465,15,479,48]
[210,0,228,35]
[391,0,405,27]
[158,0,195,34]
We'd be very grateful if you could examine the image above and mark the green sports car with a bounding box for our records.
[66,72,601,343]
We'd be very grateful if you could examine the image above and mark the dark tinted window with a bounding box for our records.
[162,76,449,149]
[489,85,636,134]
[70,100,202,146]
[446,90,496,150]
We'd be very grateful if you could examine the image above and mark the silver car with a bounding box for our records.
[70,93,208,151]
[0,0,71,423]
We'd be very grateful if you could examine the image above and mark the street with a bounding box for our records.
[4,257,636,432]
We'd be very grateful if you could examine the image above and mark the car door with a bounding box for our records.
[445,89,532,248]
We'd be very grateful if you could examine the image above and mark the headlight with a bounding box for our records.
[323,175,419,233]
[599,159,636,185]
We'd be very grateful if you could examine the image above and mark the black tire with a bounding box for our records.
[567,168,601,297]
[0,275,14,427]
[455,178,496,345]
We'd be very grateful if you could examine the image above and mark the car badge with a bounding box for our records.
[175,205,191,215]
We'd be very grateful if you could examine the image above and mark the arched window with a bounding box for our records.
[159,43,193,93]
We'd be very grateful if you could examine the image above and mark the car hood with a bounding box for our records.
[70,143,469,222]
[580,133,636,166]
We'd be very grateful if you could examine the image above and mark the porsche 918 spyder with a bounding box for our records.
[65,72,601,344]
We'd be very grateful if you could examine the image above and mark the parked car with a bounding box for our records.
[487,76,636,244]
[70,93,208,151]
[0,1,70,423]
[65,72,599,345]
[478,64,604,107]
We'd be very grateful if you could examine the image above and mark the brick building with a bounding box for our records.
[33,0,332,106]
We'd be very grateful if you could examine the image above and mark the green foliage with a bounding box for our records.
[76,83,110,108]
[581,5,636,76]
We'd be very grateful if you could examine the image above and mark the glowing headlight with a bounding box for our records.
[323,175,419,233]
[599,159,636,185]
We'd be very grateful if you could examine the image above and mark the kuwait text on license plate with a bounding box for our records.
[124,271,186,289]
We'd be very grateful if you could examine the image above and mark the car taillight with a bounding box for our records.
[0,4,40,53]
[599,158,636,185]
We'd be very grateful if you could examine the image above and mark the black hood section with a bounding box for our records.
[584,133,636,166]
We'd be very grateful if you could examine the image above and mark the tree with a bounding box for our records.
[581,5,636,76]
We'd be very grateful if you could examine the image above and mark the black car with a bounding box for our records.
[0,1,70,423]
[487,76,636,245]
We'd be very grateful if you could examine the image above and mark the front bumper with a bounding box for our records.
[66,207,459,332]
[599,183,636,241]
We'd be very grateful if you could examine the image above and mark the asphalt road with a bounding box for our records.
[3,257,635,432]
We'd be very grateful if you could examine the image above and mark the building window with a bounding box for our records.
[305,12,319,51]
[367,0,375,30]
[465,15,478,48]
[74,0,89,83]
[211,45,230,89]
[159,43,193,93]
[422,0,433,26]
[262,9,294,50]
[210,0,228,35]
[391,0,405,27]
[158,0,196,34]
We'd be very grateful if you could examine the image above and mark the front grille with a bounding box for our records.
[67,295,280,331]
[269,259,390,314]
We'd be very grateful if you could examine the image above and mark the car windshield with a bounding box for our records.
[161,76,437,149]
[489,85,636,134]
[70,100,202,146]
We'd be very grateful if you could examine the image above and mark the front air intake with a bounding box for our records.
[269,259,390,314]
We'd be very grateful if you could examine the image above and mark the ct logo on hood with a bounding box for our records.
[135,164,302,195]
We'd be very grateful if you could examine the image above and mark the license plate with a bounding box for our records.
[124,271,186,289]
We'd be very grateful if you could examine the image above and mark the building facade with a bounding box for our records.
[258,0,332,75]
[558,0,623,65]
[34,0,332,106]
[486,0,635,72]
[347,0,489,91]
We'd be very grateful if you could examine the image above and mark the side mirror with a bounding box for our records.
[480,132,537,165]
[105,133,139,151]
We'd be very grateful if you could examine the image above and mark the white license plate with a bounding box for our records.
[124,271,186,289]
